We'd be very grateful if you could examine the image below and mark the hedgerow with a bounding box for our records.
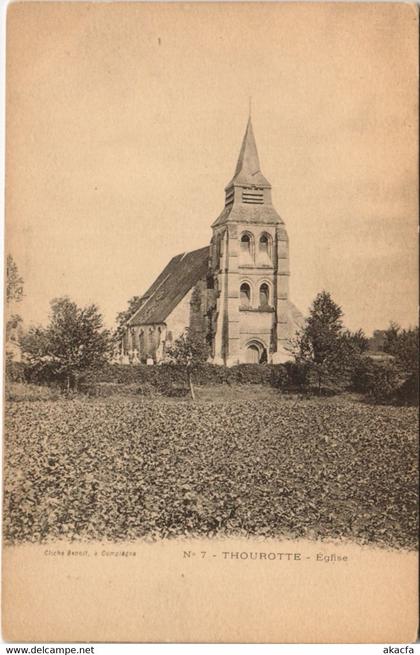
[9,358,419,404]
[82,363,289,388]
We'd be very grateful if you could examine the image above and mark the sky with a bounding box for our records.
[6,2,418,335]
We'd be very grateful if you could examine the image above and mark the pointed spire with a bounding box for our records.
[227,116,271,189]
[233,117,260,177]
[213,111,283,226]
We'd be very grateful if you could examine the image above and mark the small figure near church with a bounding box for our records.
[121,115,303,365]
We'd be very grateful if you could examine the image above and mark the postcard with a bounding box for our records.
[3,2,418,643]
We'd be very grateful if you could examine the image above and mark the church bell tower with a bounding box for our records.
[208,116,292,365]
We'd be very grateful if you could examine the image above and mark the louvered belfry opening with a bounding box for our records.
[219,117,273,214]
[225,188,234,207]
[242,188,264,204]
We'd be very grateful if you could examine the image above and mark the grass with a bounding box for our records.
[4,390,418,549]
[5,380,358,403]
[5,382,62,402]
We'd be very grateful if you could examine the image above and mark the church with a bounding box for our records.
[121,116,303,366]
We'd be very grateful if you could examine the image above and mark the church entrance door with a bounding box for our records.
[246,344,259,364]
[245,342,267,364]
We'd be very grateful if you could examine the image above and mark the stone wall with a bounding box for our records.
[123,324,163,363]
[165,288,194,347]
[121,277,210,365]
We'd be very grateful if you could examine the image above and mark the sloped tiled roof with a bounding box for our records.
[127,246,209,326]
[212,203,283,227]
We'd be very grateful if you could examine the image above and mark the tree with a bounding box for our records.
[5,255,25,364]
[21,297,111,390]
[383,323,419,374]
[293,291,354,393]
[343,328,369,355]
[382,323,419,404]
[166,328,209,400]
[6,254,24,304]
[5,313,23,342]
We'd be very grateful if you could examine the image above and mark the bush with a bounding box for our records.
[5,359,26,383]
[228,364,269,385]
[83,362,289,388]
[351,358,379,394]
[351,358,411,404]
[395,372,419,406]
[367,363,402,404]
[195,363,230,385]
[284,361,311,390]
[353,357,420,406]
[14,362,294,397]
[269,365,289,389]
[383,324,419,373]
[135,382,157,397]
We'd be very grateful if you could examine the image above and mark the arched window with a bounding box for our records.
[239,232,255,265]
[240,233,251,254]
[259,283,270,307]
[240,282,251,307]
[216,234,223,260]
[259,233,272,261]
[139,329,145,354]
